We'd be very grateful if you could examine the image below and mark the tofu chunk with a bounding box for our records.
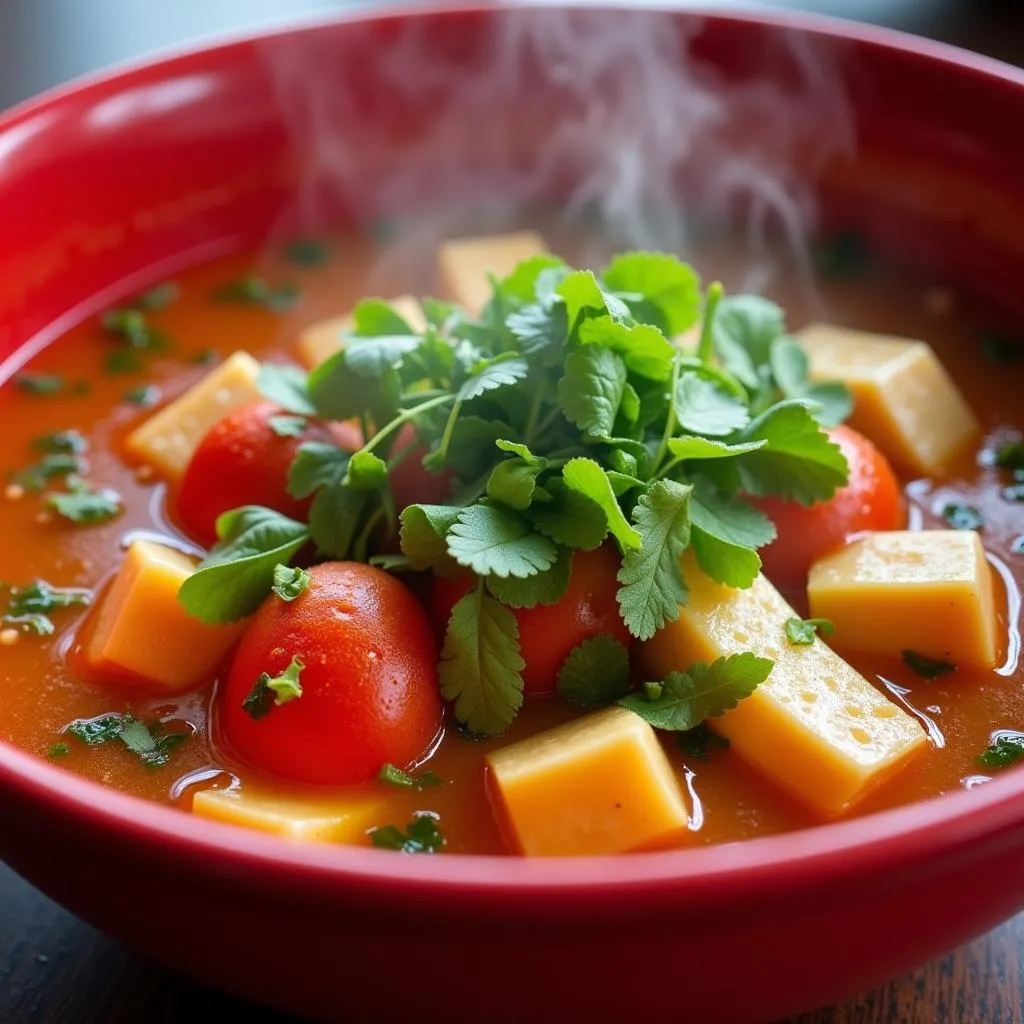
[796,323,979,474]
[486,706,689,857]
[192,783,390,843]
[124,351,261,478]
[438,230,548,314]
[87,539,245,690]
[294,294,426,369]
[638,553,926,818]
[808,530,998,669]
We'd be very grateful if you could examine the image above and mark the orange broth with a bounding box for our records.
[0,232,1021,855]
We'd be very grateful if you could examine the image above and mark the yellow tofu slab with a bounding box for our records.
[438,230,548,314]
[638,553,926,818]
[486,706,689,857]
[808,530,998,669]
[294,294,426,369]
[87,539,245,690]
[192,784,390,843]
[796,323,979,474]
[124,350,261,479]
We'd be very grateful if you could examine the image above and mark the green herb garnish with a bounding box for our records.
[285,238,332,267]
[785,616,835,646]
[270,564,310,602]
[268,415,307,438]
[677,723,730,761]
[133,281,179,310]
[14,372,64,396]
[12,454,86,492]
[3,579,91,639]
[942,503,984,530]
[213,276,300,312]
[100,308,167,351]
[902,649,956,680]
[978,733,1024,769]
[61,712,189,769]
[378,763,445,789]
[369,813,445,854]
[32,430,87,455]
[555,634,631,708]
[45,480,121,525]
[242,656,305,720]
[48,743,70,759]
[124,384,162,406]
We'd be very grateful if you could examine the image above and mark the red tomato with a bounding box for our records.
[754,425,905,591]
[430,545,632,695]
[220,562,442,785]
[388,422,455,511]
[176,401,351,547]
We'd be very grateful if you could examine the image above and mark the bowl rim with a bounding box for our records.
[3,1,1024,904]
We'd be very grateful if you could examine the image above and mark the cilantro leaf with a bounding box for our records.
[444,417,516,480]
[556,634,631,707]
[399,504,462,572]
[486,545,572,608]
[768,336,809,396]
[557,346,626,438]
[213,276,299,312]
[495,254,568,306]
[485,458,543,511]
[5,576,90,620]
[674,372,750,437]
[735,400,848,505]
[63,712,188,769]
[942,504,984,531]
[3,613,54,635]
[308,483,368,559]
[351,298,418,336]
[712,295,786,388]
[242,656,304,720]
[12,453,86,492]
[802,381,854,428]
[14,372,65,396]
[457,354,529,402]
[689,483,774,589]
[256,363,316,416]
[378,763,445,789]
[785,616,835,645]
[557,270,629,332]
[345,336,422,377]
[902,649,956,679]
[46,481,122,524]
[345,451,388,491]
[178,506,310,624]
[602,251,701,337]
[531,480,609,551]
[287,441,349,499]
[978,733,1024,769]
[617,480,692,640]
[440,584,525,735]
[32,430,87,455]
[562,458,641,551]
[370,812,445,854]
[577,316,676,381]
[271,564,310,602]
[619,653,773,730]
[667,436,766,462]
[507,302,567,365]
[268,415,307,437]
[447,504,558,579]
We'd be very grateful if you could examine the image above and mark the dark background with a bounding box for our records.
[3,2,1024,1022]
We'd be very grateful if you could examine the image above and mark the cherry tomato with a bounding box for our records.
[388,422,456,511]
[176,401,353,547]
[430,545,632,695]
[754,425,905,591]
[220,562,443,785]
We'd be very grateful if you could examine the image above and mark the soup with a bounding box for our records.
[0,228,1020,857]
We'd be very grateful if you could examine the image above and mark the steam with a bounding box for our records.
[260,7,854,296]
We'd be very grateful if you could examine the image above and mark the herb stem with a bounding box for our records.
[358,393,455,457]
[697,281,723,365]
[653,351,683,472]
[654,455,684,482]
[523,380,545,446]
[430,398,464,471]
[533,405,563,439]
[353,505,386,563]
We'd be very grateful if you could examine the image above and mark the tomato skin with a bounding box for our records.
[754,425,905,591]
[220,562,442,785]
[389,422,455,511]
[430,545,632,695]
[176,401,350,547]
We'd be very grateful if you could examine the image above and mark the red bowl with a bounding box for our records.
[2,6,1024,1021]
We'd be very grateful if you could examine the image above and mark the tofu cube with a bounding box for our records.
[486,706,689,857]
[796,323,979,474]
[192,783,390,843]
[294,294,426,369]
[808,530,999,669]
[124,350,261,479]
[638,552,926,818]
[87,539,245,690]
[438,230,548,314]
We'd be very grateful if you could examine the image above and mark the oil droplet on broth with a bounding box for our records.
[170,766,237,803]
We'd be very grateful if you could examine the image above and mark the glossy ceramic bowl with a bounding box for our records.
[2,6,1024,1022]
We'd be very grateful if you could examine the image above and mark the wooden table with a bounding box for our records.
[2,2,1024,1022]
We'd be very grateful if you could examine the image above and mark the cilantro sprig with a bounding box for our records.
[177,249,850,737]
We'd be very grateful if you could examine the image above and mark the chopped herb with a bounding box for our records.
[46,480,121,525]
[32,430,87,455]
[132,281,179,310]
[123,384,162,406]
[104,348,143,375]
[980,332,1024,364]
[555,634,631,707]
[242,656,305,720]
[189,348,217,365]
[942,503,984,531]
[978,733,1024,769]
[7,579,91,616]
[785,616,835,646]
[12,453,86,492]
[61,712,188,769]
[902,649,956,680]
[2,613,55,636]
[14,372,64,396]
[268,415,307,438]
[986,437,1024,473]
[369,812,445,854]
[213,276,300,312]
[378,763,445,789]
[677,723,730,761]
[813,230,872,280]
[100,308,167,351]
[270,564,310,602]
[285,238,332,267]
[47,743,70,759]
